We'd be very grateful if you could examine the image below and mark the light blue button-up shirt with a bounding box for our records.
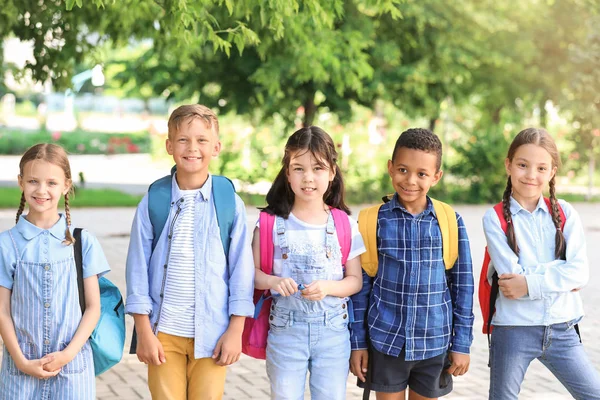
[125,174,255,358]
[0,214,110,288]
[482,196,588,326]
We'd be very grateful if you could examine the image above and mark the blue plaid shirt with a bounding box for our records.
[350,195,474,361]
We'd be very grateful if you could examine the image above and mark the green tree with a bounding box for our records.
[0,0,362,89]
[564,17,600,200]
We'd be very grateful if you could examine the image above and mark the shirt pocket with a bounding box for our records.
[7,342,37,376]
[208,226,227,265]
[59,341,90,374]
[418,236,443,269]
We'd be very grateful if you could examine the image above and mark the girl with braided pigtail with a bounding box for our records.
[0,143,110,399]
[483,128,600,399]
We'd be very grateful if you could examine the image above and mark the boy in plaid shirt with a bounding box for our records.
[350,128,474,400]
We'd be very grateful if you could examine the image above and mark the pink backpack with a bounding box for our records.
[241,208,352,359]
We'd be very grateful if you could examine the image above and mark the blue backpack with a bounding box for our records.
[147,166,236,253]
[128,167,236,354]
[74,228,126,376]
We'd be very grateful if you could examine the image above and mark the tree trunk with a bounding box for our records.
[429,117,437,132]
[492,106,503,125]
[303,93,316,127]
[587,151,596,201]
[539,100,547,127]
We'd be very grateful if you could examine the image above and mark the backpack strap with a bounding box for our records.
[148,174,172,252]
[543,198,566,230]
[212,175,236,256]
[430,198,459,270]
[358,204,383,278]
[330,208,351,266]
[147,169,236,255]
[259,212,276,274]
[74,228,85,315]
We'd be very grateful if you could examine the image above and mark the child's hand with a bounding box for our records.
[271,277,299,297]
[350,350,369,382]
[136,330,166,366]
[498,273,528,299]
[447,352,470,376]
[212,327,242,366]
[42,350,74,373]
[17,355,61,379]
[300,280,330,301]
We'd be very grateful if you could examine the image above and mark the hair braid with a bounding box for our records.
[15,193,26,224]
[64,193,75,245]
[548,178,566,259]
[502,177,519,255]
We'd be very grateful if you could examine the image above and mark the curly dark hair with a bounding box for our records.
[391,128,443,171]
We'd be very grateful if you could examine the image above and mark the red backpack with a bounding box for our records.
[478,199,566,335]
[241,208,352,359]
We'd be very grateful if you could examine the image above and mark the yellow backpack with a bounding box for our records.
[358,197,459,277]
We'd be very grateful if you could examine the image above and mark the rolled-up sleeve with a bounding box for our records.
[449,214,474,355]
[350,270,372,351]
[226,194,255,317]
[125,195,154,316]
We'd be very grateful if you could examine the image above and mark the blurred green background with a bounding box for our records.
[1,0,598,206]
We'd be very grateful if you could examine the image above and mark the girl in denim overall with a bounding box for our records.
[253,126,366,399]
[0,144,109,399]
[483,128,600,399]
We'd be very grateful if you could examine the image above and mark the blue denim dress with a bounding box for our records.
[0,228,95,399]
[266,213,350,400]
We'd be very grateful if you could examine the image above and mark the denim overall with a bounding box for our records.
[0,230,95,400]
[266,213,350,400]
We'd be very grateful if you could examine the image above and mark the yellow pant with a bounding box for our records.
[148,332,227,400]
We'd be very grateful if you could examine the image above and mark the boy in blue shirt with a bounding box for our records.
[125,104,254,400]
[350,128,474,400]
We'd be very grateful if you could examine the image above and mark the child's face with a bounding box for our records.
[505,143,556,205]
[387,147,442,213]
[166,118,221,179]
[286,150,335,207]
[18,160,71,220]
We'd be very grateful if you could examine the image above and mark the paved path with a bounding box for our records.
[1,203,599,399]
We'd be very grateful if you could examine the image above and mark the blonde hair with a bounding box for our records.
[17,143,75,245]
[167,104,219,139]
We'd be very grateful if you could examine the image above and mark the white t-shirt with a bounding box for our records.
[159,190,198,337]
[266,212,366,279]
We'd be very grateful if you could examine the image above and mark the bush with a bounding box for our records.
[0,129,151,155]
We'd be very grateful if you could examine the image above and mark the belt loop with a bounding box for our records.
[324,310,329,326]
[289,311,294,327]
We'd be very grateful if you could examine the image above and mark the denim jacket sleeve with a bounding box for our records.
[125,194,154,316]
[350,269,373,351]
[226,194,255,318]
[449,213,474,355]
[524,201,589,300]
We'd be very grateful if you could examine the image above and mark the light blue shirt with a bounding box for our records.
[0,214,110,289]
[125,174,255,359]
[482,196,587,326]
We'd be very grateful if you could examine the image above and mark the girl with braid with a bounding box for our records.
[483,128,600,400]
[0,143,110,399]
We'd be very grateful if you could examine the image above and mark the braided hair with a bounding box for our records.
[17,143,75,245]
[502,128,565,259]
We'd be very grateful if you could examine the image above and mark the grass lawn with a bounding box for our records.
[0,187,143,209]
